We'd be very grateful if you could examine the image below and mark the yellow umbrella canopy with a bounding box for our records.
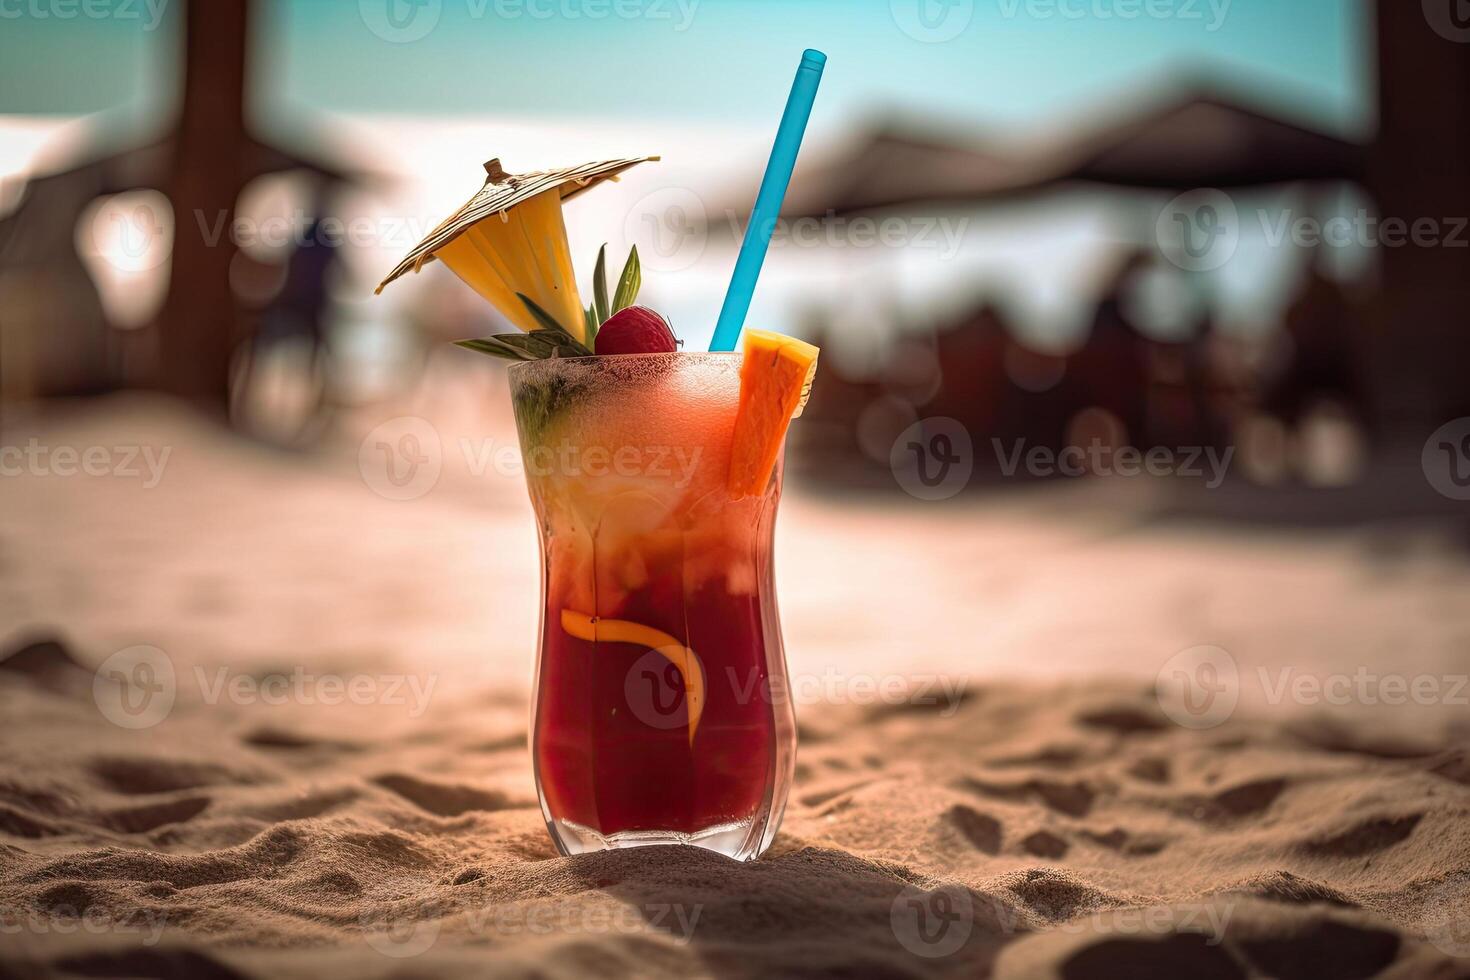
[376,156,658,343]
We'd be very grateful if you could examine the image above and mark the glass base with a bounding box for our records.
[548,817,762,861]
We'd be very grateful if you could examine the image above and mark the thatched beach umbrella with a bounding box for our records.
[1053,91,1366,190]
[719,88,1366,223]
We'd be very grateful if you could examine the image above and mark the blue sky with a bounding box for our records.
[1,0,1370,136]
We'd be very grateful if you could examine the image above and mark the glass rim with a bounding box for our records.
[506,351,742,375]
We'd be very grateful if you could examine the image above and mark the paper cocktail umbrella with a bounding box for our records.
[376,156,657,343]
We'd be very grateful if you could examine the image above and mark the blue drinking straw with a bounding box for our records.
[709,48,827,352]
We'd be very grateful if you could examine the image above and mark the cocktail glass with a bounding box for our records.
[509,352,796,861]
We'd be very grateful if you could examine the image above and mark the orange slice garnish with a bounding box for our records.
[728,328,819,498]
[560,609,704,743]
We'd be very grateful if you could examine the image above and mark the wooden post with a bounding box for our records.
[154,0,252,409]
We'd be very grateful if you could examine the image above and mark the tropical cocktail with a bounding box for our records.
[512,352,794,858]
[377,151,820,860]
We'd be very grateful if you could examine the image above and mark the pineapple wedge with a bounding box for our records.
[434,189,584,340]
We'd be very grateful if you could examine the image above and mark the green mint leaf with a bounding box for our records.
[455,324,593,363]
[515,292,586,347]
[611,245,641,314]
[592,243,611,327]
[454,337,537,361]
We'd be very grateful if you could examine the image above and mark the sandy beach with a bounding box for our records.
[3,396,1469,978]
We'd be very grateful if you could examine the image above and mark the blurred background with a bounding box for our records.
[1,0,1467,727]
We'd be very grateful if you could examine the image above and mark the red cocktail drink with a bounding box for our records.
[371,150,819,860]
[511,353,795,860]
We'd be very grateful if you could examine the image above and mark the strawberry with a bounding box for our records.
[594,307,678,355]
